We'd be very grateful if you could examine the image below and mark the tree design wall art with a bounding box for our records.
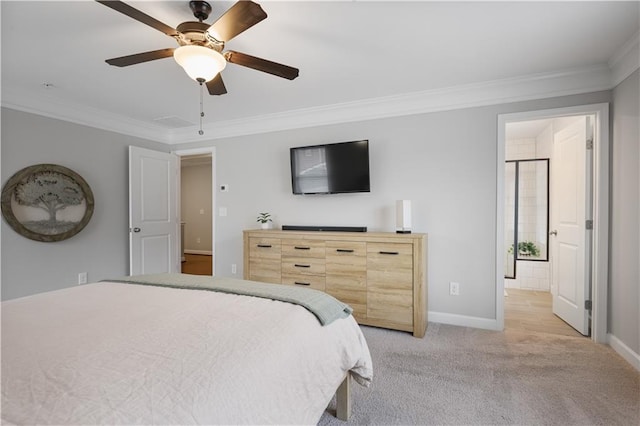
[1,164,94,242]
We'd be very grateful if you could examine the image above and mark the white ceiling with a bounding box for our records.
[2,1,638,144]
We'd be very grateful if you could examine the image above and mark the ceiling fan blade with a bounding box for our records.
[206,1,267,42]
[106,48,175,67]
[96,1,178,37]
[206,74,227,96]
[224,51,299,80]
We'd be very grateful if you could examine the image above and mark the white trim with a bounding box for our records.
[496,115,506,331]
[428,311,500,331]
[173,147,216,276]
[167,65,612,144]
[496,103,610,344]
[184,249,213,256]
[609,30,640,87]
[591,105,610,344]
[1,87,170,143]
[2,64,613,145]
[608,333,640,372]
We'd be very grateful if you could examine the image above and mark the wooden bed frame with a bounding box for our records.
[336,373,352,420]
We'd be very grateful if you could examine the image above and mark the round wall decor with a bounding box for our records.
[1,164,95,242]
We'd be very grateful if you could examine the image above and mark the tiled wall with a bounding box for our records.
[505,260,550,290]
[505,138,536,160]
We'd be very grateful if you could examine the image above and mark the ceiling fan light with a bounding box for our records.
[174,45,226,82]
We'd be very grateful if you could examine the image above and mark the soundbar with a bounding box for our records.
[282,225,367,232]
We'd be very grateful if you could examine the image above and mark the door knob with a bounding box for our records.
[132,227,141,233]
[549,230,557,236]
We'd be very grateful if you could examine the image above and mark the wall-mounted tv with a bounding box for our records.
[290,140,370,195]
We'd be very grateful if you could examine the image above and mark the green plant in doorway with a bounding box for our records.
[509,241,540,257]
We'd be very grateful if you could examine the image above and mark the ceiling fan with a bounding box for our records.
[96,0,299,96]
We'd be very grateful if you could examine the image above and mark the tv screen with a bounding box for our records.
[290,140,370,194]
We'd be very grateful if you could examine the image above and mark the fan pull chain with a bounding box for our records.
[198,79,205,135]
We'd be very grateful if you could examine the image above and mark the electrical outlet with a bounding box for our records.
[78,272,87,285]
[231,264,237,274]
[196,237,201,243]
[449,281,460,296]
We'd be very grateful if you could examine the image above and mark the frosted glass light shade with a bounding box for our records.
[174,45,226,82]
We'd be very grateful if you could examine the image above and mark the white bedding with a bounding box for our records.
[1,281,372,425]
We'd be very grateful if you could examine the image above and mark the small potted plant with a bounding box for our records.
[257,212,273,229]
[510,241,540,257]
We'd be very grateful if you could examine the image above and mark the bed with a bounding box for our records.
[1,274,373,425]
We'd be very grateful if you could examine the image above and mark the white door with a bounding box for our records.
[129,146,179,275]
[550,116,590,335]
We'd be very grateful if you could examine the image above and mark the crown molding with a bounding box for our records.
[167,64,613,143]
[609,30,640,87]
[3,63,615,145]
[1,88,171,143]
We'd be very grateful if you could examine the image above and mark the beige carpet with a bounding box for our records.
[320,323,640,425]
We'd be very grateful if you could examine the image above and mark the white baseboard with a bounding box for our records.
[608,333,640,372]
[428,311,501,331]
[184,250,213,255]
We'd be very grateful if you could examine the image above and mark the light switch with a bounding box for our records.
[219,207,227,217]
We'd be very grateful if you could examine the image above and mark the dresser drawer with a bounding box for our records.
[281,240,326,258]
[367,242,413,263]
[249,237,281,261]
[367,242,413,289]
[282,257,326,275]
[325,241,366,274]
[282,274,326,291]
[325,241,367,322]
[248,258,281,284]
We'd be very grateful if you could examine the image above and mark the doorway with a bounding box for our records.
[174,147,216,276]
[496,104,609,343]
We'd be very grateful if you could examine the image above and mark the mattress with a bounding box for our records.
[1,279,372,425]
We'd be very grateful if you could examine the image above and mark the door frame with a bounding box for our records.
[173,147,216,276]
[496,103,609,343]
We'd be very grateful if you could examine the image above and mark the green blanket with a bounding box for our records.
[106,273,353,326]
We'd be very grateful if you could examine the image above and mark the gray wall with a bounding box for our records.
[180,90,611,321]
[610,69,640,354]
[1,108,169,300]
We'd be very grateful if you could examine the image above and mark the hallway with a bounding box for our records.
[181,254,212,276]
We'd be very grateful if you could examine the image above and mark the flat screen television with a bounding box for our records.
[290,140,370,194]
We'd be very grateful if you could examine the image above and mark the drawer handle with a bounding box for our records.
[294,246,311,250]
[294,264,311,268]
[336,249,354,253]
[257,244,272,248]
[294,281,311,286]
[379,251,399,255]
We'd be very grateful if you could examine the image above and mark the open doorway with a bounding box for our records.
[503,116,586,337]
[496,104,609,343]
[174,147,216,276]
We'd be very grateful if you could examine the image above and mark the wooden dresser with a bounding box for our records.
[243,229,428,337]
